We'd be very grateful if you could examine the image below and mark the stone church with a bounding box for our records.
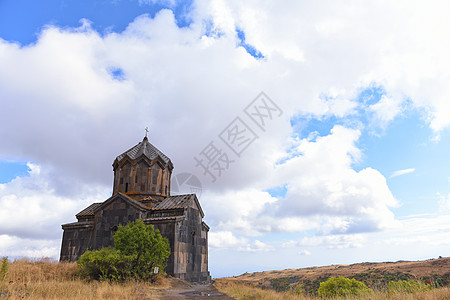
[60,136,210,282]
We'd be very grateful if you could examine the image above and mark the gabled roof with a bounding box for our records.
[152,194,204,218]
[93,193,150,214]
[61,221,94,229]
[115,136,172,167]
[76,203,102,216]
[74,193,204,221]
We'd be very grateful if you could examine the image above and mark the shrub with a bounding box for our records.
[113,219,170,279]
[0,257,7,281]
[290,283,303,296]
[270,277,291,292]
[0,257,7,292]
[387,279,432,294]
[77,220,170,281]
[318,276,371,298]
[77,247,130,281]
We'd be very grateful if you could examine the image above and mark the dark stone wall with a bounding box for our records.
[93,198,144,249]
[60,196,210,282]
[113,158,171,200]
[59,224,94,262]
[175,206,210,282]
[151,222,176,275]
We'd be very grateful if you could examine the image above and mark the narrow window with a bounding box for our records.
[135,175,138,183]
[165,185,168,195]
[125,183,128,192]
[120,177,123,184]
[152,171,158,184]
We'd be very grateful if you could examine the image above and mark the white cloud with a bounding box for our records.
[298,249,311,256]
[201,125,399,238]
[0,163,109,241]
[375,213,450,248]
[240,240,274,252]
[273,217,319,233]
[195,0,450,131]
[204,189,278,236]
[300,234,366,249]
[209,231,273,252]
[390,168,415,178]
[138,0,176,7]
[282,234,366,250]
[209,231,247,249]
[1,0,450,265]
[0,235,60,259]
[273,126,399,233]
[369,94,403,128]
[437,193,450,212]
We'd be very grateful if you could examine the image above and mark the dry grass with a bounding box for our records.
[229,257,450,285]
[214,279,450,300]
[219,257,450,298]
[373,287,450,300]
[215,279,311,299]
[0,258,169,299]
[2,257,449,299]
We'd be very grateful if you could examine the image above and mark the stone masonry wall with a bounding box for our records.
[93,198,144,249]
[151,222,176,275]
[59,224,94,262]
[174,205,209,282]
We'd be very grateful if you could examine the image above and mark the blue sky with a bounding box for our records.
[0,161,29,183]
[0,0,449,278]
[0,0,193,44]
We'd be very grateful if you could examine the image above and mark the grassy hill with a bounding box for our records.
[0,258,169,299]
[1,257,449,299]
[215,257,450,299]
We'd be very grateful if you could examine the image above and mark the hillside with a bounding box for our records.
[221,257,450,295]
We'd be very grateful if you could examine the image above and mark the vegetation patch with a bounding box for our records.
[78,219,170,281]
[299,275,331,295]
[0,257,7,282]
[215,278,450,300]
[387,279,431,294]
[270,276,299,292]
[0,257,8,296]
[317,276,371,298]
[0,258,169,299]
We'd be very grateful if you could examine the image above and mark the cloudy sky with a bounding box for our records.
[1,0,449,278]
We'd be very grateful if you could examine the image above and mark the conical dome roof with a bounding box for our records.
[115,136,172,167]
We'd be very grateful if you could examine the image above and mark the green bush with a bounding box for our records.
[77,247,129,281]
[0,257,7,292]
[270,277,291,292]
[77,219,170,281]
[387,279,431,294]
[0,257,7,282]
[113,219,170,279]
[318,276,371,298]
[290,283,303,296]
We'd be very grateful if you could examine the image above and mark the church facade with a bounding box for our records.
[60,136,210,282]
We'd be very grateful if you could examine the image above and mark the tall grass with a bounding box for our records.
[1,258,169,299]
[214,279,450,300]
[214,279,313,300]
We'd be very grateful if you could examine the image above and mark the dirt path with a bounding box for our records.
[158,281,234,300]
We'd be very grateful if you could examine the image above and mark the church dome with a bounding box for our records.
[112,136,173,201]
[114,136,173,168]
